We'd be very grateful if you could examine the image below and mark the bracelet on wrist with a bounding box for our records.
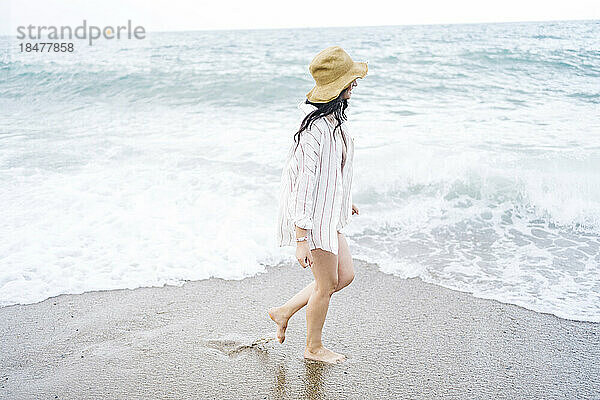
[295,236,308,242]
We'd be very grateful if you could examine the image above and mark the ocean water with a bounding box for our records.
[1,20,599,322]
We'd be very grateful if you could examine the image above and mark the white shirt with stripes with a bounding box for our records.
[276,100,355,256]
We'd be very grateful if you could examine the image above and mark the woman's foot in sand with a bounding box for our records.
[267,306,289,343]
[304,346,346,364]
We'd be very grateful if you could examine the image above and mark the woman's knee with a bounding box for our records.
[315,279,339,296]
[310,248,339,296]
[346,271,355,286]
[335,272,354,292]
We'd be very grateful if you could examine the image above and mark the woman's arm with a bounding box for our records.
[292,125,321,268]
[292,125,321,230]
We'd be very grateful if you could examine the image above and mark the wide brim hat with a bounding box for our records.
[306,46,368,103]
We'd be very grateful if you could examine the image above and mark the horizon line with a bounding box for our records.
[0,17,597,37]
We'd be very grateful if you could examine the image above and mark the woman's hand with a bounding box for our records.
[352,203,359,215]
[296,241,313,269]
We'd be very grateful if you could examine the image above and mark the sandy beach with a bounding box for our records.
[1,259,598,399]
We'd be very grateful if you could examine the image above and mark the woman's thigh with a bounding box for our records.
[309,248,339,293]
[336,232,354,286]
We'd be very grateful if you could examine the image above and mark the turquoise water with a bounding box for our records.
[1,20,599,321]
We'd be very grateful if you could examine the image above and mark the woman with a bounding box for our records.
[270,46,368,364]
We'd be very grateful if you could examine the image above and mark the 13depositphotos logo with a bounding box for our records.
[16,20,146,45]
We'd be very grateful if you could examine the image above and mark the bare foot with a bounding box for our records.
[267,307,289,343]
[304,346,346,364]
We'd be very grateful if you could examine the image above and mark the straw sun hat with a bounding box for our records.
[306,46,368,103]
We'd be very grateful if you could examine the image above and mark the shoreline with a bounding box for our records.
[1,259,598,398]
[1,257,596,325]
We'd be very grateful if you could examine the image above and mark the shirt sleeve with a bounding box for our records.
[292,125,322,230]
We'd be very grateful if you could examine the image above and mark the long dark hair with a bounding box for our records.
[293,86,350,168]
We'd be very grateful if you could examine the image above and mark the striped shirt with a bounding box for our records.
[276,101,355,256]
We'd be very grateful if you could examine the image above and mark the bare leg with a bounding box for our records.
[334,232,355,292]
[268,281,315,343]
[268,232,355,344]
[303,248,345,363]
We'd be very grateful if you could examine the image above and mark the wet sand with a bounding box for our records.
[1,259,598,399]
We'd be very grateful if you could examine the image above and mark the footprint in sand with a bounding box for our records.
[205,336,278,356]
